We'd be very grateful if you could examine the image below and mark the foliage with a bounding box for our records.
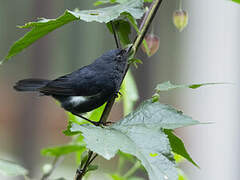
[2,0,230,179]
[232,0,240,4]
[0,159,28,177]
[70,99,199,180]
[1,0,145,63]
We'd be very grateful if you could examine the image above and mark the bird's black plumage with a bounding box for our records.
[14,48,129,116]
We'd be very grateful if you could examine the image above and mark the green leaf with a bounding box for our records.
[164,130,199,168]
[71,100,199,180]
[2,11,79,63]
[41,145,86,157]
[89,103,106,122]
[122,70,139,115]
[63,115,83,136]
[232,0,240,4]
[87,165,99,172]
[71,0,144,23]
[155,81,226,93]
[0,159,28,177]
[173,153,184,164]
[118,151,137,163]
[2,0,144,63]
[107,20,131,46]
[111,174,125,180]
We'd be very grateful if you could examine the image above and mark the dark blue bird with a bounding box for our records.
[14,48,129,125]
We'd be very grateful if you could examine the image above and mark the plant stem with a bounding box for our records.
[111,21,120,48]
[41,156,64,180]
[75,151,93,180]
[123,161,142,179]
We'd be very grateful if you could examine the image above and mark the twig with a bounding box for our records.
[41,156,64,180]
[75,151,93,180]
[110,21,120,49]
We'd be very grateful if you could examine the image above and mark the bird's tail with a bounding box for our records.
[14,79,50,92]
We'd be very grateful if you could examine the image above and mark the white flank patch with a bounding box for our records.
[70,96,87,106]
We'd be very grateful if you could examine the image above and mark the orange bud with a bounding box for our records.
[173,9,188,32]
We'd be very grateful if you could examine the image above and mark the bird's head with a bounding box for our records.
[100,46,131,64]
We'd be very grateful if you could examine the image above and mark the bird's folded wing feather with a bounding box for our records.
[39,67,101,96]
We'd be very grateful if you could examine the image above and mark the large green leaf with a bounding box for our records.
[0,159,28,177]
[155,81,225,93]
[71,100,199,180]
[2,0,144,63]
[2,11,79,63]
[71,0,144,23]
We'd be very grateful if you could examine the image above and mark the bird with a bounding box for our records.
[14,48,130,125]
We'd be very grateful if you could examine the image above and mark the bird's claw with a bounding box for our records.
[91,121,113,126]
[114,91,122,98]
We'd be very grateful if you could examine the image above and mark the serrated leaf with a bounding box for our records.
[2,0,144,63]
[164,130,199,168]
[71,99,199,180]
[71,0,144,23]
[122,70,139,115]
[41,145,86,157]
[155,81,226,93]
[0,159,28,177]
[2,11,79,63]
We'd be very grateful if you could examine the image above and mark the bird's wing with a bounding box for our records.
[39,67,102,96]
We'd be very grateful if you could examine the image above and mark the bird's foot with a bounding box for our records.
[72,113,113,126]
[91,121,113,126]
[114,91,122,98]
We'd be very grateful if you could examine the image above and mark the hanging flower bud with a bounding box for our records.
[141,33,160,57]
[173,9,188,32]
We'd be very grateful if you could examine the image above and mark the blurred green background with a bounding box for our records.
[0,0,240,179]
